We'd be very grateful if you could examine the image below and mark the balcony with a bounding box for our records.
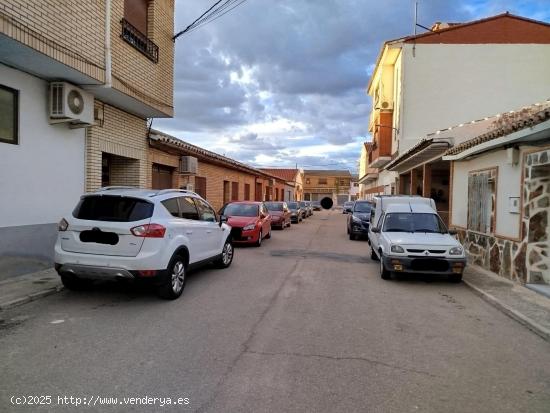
[121,18,159,63]
[369,111,393,168]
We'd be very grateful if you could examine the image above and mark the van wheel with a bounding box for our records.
[370,246,379,261]
[379,254,391,280]
[215,239,234,268]
[157,255,186,300]
[60,275,91,291]
[449,274,462,283]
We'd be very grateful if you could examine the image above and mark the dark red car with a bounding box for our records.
[264,201,291,229]
[220,202,272,246]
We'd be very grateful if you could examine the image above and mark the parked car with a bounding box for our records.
[304,201,314,216]
[369,199,466,282]
[311,201,322,211]
[343,201,354,214]
[219,201,272,247]
[287,202,303,223]
[347,201,373,240]
[54,188,234,300]
[265,201,291,229]
[299,201,309,219]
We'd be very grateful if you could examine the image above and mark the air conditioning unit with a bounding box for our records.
[49,82,94,126]
[380,101,393,110]
[184,183,194,192]
[180,156,198,175]
[269,178,275,186]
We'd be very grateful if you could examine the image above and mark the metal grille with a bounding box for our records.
[468,171,493,233]
[121,18,159,63]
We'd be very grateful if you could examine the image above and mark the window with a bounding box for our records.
[178,197,199,220]
[382,213,446,233]
[195,176,207,199]
[162,198,180,218]
[0,85,18,145]
[121,0,159,63]
[223,181,231,204]
[73,196,153,222]
[318,178,327,185]
[101,154,111,187]
[467,169,497,234]
[124,0,148,34]
[231,182,239,201]
[194,198,217,222]
[244,183,251,200]
[305,178,310,184]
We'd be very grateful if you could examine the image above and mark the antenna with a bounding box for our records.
[414,1,418,35]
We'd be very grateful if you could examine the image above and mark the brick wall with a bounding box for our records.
[86,102,148,191]
[0,0,174,115]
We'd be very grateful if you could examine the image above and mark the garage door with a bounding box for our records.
[152,164,173,189]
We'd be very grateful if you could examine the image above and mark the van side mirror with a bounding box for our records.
[371,227,380,233]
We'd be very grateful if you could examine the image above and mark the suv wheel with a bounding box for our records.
[60,274,91,291]
[158,255,186,300]
[379,254,391,280]
[215,239,234,268]
[265,227,272,239]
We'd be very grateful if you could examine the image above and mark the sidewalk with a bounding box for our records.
[463,265,550,341]
[0,268,62,310]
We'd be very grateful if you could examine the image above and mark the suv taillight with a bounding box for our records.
[131,223,166,238]
[58,218,69,231]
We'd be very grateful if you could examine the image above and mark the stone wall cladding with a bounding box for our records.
[457,147,550,284]
[86,102,148,192]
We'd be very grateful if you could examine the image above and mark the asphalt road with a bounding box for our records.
[1,210,549,412]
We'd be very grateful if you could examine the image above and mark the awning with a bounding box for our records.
[386,138,453,173]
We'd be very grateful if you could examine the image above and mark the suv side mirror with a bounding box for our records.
[219,215,228,227]
[371,227,380,233]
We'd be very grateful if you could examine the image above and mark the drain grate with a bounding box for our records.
[271,249,369,264]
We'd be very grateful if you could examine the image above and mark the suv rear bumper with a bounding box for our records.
[55,263,135,280]
[381,255,466,275]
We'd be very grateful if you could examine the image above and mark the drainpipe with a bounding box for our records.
[104,0,112,88]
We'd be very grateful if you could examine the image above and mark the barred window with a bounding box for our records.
[467,169,497,234]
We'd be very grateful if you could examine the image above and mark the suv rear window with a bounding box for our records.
[73,195,154,222]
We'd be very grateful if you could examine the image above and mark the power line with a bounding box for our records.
[173,0,248,40]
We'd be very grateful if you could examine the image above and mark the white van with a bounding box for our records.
[367,196,466,282]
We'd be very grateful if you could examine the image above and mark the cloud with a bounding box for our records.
[155,0,549,172]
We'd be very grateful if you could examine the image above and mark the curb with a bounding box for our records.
[0,285,63,311]
[463,279,550,342]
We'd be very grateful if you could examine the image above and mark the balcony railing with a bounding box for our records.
[121,18,159,63]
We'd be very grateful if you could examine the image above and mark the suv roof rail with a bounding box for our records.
[152,188,200,197]
[96,186,137,192]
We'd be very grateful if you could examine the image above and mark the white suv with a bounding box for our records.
[54,187,234,299]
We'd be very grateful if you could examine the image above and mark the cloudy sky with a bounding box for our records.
[155,0,550,173]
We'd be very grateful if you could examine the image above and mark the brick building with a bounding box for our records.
[303,170,352,206]
[259,169,304,201]
[0,0,175,260]
[149,130,286,212]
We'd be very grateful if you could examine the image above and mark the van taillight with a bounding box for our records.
[131,224,166,238]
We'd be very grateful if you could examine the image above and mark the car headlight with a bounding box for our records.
[449,246,463,255]
[390,245,405,253]
[243,224,256,231]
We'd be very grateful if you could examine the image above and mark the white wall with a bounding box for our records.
[0,64,85,228]
[400,43,550,152]
[451,148,523,239]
